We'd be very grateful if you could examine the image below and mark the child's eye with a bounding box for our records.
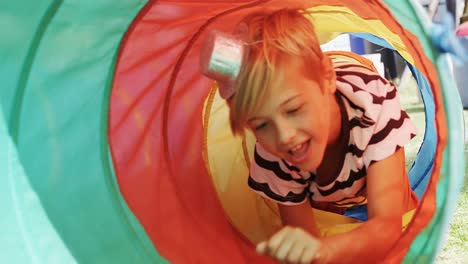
[287,105,302,114]
[255,122,267,130]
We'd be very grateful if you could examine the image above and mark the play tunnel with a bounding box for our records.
[0,0,465,263]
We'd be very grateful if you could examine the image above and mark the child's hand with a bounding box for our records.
[256,226,324,263]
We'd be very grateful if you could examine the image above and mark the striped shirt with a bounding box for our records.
[248,62,417,214]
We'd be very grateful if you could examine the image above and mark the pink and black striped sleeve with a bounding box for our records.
[248,143,310,205]
[361,73,417,167]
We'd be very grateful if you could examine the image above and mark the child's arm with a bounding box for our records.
[319,147,410,263]
[257,148,412,263]
[278,202,321,237]
[255,195,322,263]
[255,200,321,263]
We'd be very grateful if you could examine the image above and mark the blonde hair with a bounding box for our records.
[228,8,332,135]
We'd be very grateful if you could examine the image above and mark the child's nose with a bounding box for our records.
[277,122,296,146]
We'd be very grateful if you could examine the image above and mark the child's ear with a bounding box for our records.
[325,68,336,94]
[321,57,336,94]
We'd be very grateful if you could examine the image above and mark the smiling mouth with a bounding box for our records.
[288,139,310,164]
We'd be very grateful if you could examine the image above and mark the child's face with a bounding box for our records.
[246,57,333,171]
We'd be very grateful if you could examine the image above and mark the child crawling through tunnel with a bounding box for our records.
[201,8,418,264]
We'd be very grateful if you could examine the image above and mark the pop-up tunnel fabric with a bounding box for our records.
[0,0,465,263]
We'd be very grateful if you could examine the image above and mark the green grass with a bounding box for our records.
[435,121,468,263]
[398,79,468,263]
